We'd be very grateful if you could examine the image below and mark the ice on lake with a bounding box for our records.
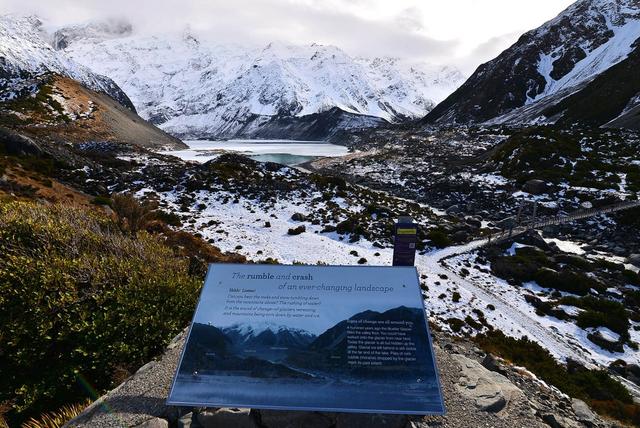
[161,139,350,166]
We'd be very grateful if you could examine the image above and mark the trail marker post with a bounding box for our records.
[392,216,418,267]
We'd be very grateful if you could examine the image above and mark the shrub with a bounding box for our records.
[310,174,347,190]
[625,290,640,310]
[111,193,158,234]
[153,209,182,227]
[490,246,551,282]
[446,318,465,333]
[555,254,593,271]
[622,269,640,286]
[91,195,112,206]
[577,310,629,338]
[427,228,451,248]
[561,296,629,337]
[21,399,91,428]
[464,315,482,330]
[616,206,640,227]
[534,268,604,295]
[0,201,201,425]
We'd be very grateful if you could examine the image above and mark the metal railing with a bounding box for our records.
[486,199,640,246]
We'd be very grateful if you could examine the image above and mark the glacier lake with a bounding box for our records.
[163,140,350,166]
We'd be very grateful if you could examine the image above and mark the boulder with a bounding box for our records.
[453,354,523,414]
[452,230,469,242]
[465,216,483,228]
[177,412,193,428]
[523,179,548,195]
[291,213,308,222]
[541,413,582,428]
[627,254,640,267]
[571,399,597,427]
[612,246,626,256]
[197,408,258,428]
[516,230,552,252]
[135,418,169,428]
[481,353,507,376]
[445,204,462,215]
[495,217,516,230]
[287,225,306,235]
[0,128,43,157]
[259,410,333,428]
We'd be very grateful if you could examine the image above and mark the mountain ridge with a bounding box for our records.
[55,22,464,139]
[423,0,640,128]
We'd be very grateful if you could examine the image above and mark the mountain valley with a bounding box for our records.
[2,0,640,426]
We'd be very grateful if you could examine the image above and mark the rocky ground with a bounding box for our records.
[313,126,640,228]
[67,330,609,428]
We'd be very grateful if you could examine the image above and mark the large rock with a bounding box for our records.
[291,213,308,222]
[523,179,548,195]
[453,354,523,414]
[541,413,582,428]
[197,408,258,428]
[177,412,193,428]
[515,230,552,252]
[0,128,43,157]
[445,204,462,215]
[135,418,169,428]
[627,254,640,267]
[452,230,469,242]
[571,399,597,427]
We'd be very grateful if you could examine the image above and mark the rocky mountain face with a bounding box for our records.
[491,39,640,130]
[423,0,640,128]
[51,18,133,50]
[0,15,136,111]
[0,73,185,150]
[55,22,464,140]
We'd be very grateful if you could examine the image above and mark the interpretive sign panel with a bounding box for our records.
[167,264,445,414]
[393,217,418,266]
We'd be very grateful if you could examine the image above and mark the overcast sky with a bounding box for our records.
[2,0,575,74]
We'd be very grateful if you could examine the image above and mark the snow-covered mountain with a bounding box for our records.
[222,322,316,351]
[424,0,640,127]
[56,22,464,139]
[0,15,135,110]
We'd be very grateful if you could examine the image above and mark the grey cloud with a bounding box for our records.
[456,32,521,74]
[395,7,425,32]
[2,0,457,62]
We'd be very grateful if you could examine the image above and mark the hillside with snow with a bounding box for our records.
[56,22,464,140]
[423,0,640,127]
[0,15,135,110]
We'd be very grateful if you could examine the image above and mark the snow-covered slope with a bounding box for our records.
[424,0,640,125]
[529,0,640,103]
[57,23,464,139]
[489,39,640,129]
[0,15,135,111]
